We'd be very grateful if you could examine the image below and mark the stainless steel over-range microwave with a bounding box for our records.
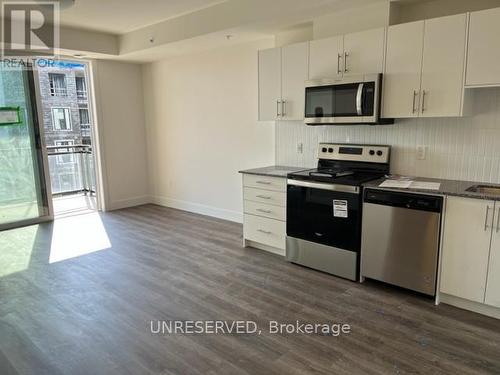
[304,73,393,125]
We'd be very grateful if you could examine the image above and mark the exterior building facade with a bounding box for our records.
[38,62,91,146]
[37,62,95,195]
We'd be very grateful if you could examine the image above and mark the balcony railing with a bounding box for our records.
[80,123,91,138]
[46,145,96,196]
[77,89,87,99]
[50,87,67,96]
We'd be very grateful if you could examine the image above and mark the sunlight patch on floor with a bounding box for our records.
[0,225,38,277]
[49,212,111,263]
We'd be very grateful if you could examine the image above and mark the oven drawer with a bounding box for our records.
[244,214,286,250]
[243,174,286,192]
[244,187,286,207]
[244,200,286,221]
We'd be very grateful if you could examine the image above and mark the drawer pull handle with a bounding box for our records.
[256,181,272,185]
[257,229,272,235]
[256,208,272,214]
[256,195,271,199]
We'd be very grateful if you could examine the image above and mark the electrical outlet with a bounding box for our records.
[416,145,427,160]
[297,142,303,154]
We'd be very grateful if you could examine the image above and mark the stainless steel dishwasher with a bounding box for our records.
[361,189,443,296]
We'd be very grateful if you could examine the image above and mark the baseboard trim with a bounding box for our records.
[152,195,243,223]
[440,293,500,320]
[107,195,151,211]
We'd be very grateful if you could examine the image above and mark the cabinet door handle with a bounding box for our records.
[276,100,281,117]
[256,195,272,199]
[485,205,492,231]
[337,54,342,75]
[412,90,419,114]
[256,180,271,185]
[496,207,500,233]
[257,229,272,235]
[344,52,349,73]
[421,90,427,113]
[256,208,272,214]
[281,100,286,117]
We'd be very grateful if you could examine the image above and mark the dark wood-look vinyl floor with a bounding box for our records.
[1,204,499,375]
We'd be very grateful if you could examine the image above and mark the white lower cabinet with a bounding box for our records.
[242,174,286,255]
[440,196,500,312]
[243,214,286,251]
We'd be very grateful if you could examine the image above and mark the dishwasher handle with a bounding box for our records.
[364,189,443,213]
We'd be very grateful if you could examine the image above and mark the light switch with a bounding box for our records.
[416,145,427,160]
[297,142,303,154]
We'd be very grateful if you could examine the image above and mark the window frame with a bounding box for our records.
[48,73,68,97]
[51,107,72,131]
[75,76,87,99]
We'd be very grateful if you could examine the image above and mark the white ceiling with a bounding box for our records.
[59,0,228,34]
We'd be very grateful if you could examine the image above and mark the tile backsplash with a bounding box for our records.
[276,88,500,184]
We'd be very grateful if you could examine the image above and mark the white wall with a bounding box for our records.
[92,60,149,210]
[276,88,500,184]
[142,39,276,223]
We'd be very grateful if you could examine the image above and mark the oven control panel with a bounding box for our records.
[318,143,390,164]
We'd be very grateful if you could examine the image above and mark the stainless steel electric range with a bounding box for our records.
[286,143,391,281]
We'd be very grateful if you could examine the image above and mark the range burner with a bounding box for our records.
[309,169,354,179]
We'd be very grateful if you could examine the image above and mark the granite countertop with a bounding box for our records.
[239,165,307,178]
[364,176,500,201]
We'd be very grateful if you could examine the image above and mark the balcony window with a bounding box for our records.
[79,108,90,125]
[76,76,87,99]
[55,140,75,164]
[52,108,72,130]
[49,73,67,96]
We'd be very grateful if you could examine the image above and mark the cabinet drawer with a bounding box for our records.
[244,214,286,250]
[244,200,286,221]
[243,187,285,207]
[243,174,286,192]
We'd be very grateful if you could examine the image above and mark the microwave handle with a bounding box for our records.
[356,83,364,116]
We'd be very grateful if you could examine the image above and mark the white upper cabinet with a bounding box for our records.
[383,21,425,118]
[258,47,281,121]
[258,43,308,121]
[343,28,385,76]
[485,205,500,308]
[383,14,467,118]
[309,35,343,80]
[420,13,467,117]
[440,197,494,303]
[466,7,500,87]
[281,42,309,121]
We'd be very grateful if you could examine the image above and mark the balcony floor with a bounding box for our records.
[53,193,97,217]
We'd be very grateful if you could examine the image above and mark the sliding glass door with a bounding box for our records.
[0,63,51,229]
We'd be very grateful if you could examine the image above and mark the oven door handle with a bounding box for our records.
[356,83,364,116]
[287,179,359,194]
